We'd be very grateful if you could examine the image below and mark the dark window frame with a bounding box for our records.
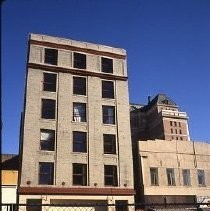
[43,73,57,92]
[73,131,87,153]
[197,169,205,186]
[102,106,115,125]
[166,168,176,186]
[150,167,159,186]
[41,99,56,119]
[26,199,42,211]
[101,57,113,73]
[40,129,55,151]
[103,134,116,154]
[182,169,191,186]
[44,48,58,65]
[104,165,118,186]
[73,163,87,186]
[73,77,86,96]
[102,81,114,99]
[73,52,86,69]
[73,103,86,122]
[39,162,54,185]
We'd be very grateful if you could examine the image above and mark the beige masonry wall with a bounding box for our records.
[138,140,210,197]
[20,34,134,203]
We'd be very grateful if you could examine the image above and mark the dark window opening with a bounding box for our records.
[40,129,55,151]
[183,169,191,186]
[73,103,86,122]
[73,163,87,186]
[41,99,56,119]
[39,162,54,185]
[44,48,58,65]
[101,57,113,73]
[74,53,86,69]
[115,200,128,211]
[73,131,87,153]
[102,106,115,125]
[150,168,159,186]
[104,165,118,186]
[102,81,114,99]
[43,73,57,92]
[73,77,86,95]
[103,134,116,154]
[166,168,176,186]
[197,169,205,186]
[26,199,42,211]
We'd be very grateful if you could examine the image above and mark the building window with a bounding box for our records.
[170,121,173,126]
[73,131,87,153]
[102,106,115,124]
[182,169,191,186]
[174,122,177,127]
[43,73,57,92]
[179,122,181,127]
[171,128,173,133]
[180,137,183,140]
[73,52,86,69]
[103,134,116,154]
[40,129,55,151]
[104,165,118,186]
[115,200,128,211]
[26,199,42,211]
[101,57,113,73]
[102,81,114,99]
[39,162,54,185]
[73,77,86,95]
[197,169,205,186]
[73,103,86,122]
[175,129,178,134]
[73,163,87,186]
[44,48,58,65]
[41,99,56,119]
[166,168,176,186]
[150,168,159,186]
[179,129,182,134]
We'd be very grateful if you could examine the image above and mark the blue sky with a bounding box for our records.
[2,0,210,154]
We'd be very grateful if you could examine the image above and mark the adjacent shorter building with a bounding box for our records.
[137,140,210,204]
[2,154,19,204]
[130,94,210,205]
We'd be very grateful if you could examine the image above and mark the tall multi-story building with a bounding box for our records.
[18,34,135,208]
[130,94,190,142]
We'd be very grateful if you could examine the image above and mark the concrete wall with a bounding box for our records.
[138,140,210,197]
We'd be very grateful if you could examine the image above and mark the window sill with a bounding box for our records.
[40,118,56,122]
[42,90,57,94]
[72,152,88,155]
[103,124,116,127]
[103,153,117,156]
[71,121,87,125]
[73,94,87,97]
